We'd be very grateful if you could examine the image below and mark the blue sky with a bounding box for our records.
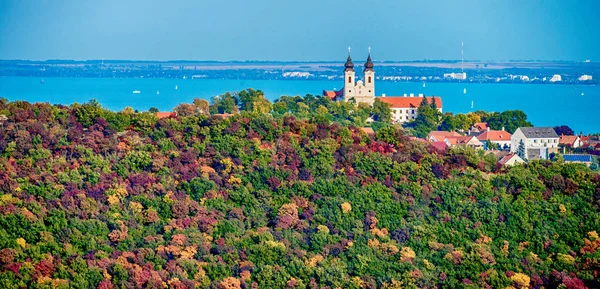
[0,0,598,61]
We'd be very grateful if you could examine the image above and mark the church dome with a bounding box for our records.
[344,54,354,71]
[364,54,374,70]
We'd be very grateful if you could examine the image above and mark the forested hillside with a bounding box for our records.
[0,94,599,289]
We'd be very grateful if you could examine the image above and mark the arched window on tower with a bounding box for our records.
[368,76,372,83]
[348,76,352,83]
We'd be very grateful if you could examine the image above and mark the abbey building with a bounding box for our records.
[323,50,443,123]
[323,51,376,105]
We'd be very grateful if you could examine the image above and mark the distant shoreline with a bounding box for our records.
[1,60,597,85]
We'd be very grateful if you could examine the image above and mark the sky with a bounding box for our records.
[0,0,598,61]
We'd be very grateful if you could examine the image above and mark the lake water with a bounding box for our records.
[0,76,598,133]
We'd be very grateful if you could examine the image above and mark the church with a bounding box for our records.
[323,49,443,123]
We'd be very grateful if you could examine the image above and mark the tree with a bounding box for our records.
[372,98,392,122]
[210,92,239,114]
[517,139,526,159]
[404,98,443,138]
[429,96,437,109]
[554,125,574,136]
[71,99,106,127]
[439,114,458,131]
[174,103,196,117]
[272,101,288,116]
[485,139,499,150]
[148,107,159,113]
[483,110,532,133]
[121,107,135,115]
[193,98,210,115]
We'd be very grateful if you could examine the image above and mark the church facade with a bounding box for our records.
[323,50,443,123]
[323,51,376,105]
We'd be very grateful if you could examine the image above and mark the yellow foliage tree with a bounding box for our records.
[219,277,241,289]
[510,273,530,288]
[559,204,567,213]
[128,201,143,214]
[16,238,26,248]
[341,202,352,214]
[400,247,416,263]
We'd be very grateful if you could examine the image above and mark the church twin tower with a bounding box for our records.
[342,48,376,104]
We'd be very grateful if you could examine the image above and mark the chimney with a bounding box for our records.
[501,126,505,131]
[404,93,407,97]
[419,93,423,97]
[410,93,414,97]
[382,93,386,97]
[487,127,490,131]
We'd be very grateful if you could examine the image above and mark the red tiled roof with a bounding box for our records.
[431,141,448,151]
[361,127,375,135]
[156,112,177,119]
[477,130,512,142]
[379,96,442,109]
[445,135,475,145]
[428,131,461,141]
[498,153,520,165]
[559,135,579,146]
[213,113,233,119]
[473,122,488,131]
[324,91,336,98]
[409,136,428,143]
[323,89,343,100]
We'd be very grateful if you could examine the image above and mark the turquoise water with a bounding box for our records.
[0,76,598,133]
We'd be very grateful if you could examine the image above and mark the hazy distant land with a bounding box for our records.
[1,60,597,84]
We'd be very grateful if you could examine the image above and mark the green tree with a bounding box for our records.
[483,110,532,133]
[210,92,239,114]
[372,98,392,122]
[404,98,443,138]
[485,140,499,150]
[71,99,106,127]
[516,139,526,159]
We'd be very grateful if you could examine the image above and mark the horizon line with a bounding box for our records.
[0,59,594,64]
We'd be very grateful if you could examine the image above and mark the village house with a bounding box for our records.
[427,131,461,142]
[430,141,448,152]
[580,135,600,148]
[381,95,442,123]
[559,135,583,148]
[510,127,559,160]
[360,127,375,137]
[444,135,484,150]
[156,112,178,119]
[498,153,525,166]
[470,122,489,134]
[323,49,442,123]
[476,129,512,150]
